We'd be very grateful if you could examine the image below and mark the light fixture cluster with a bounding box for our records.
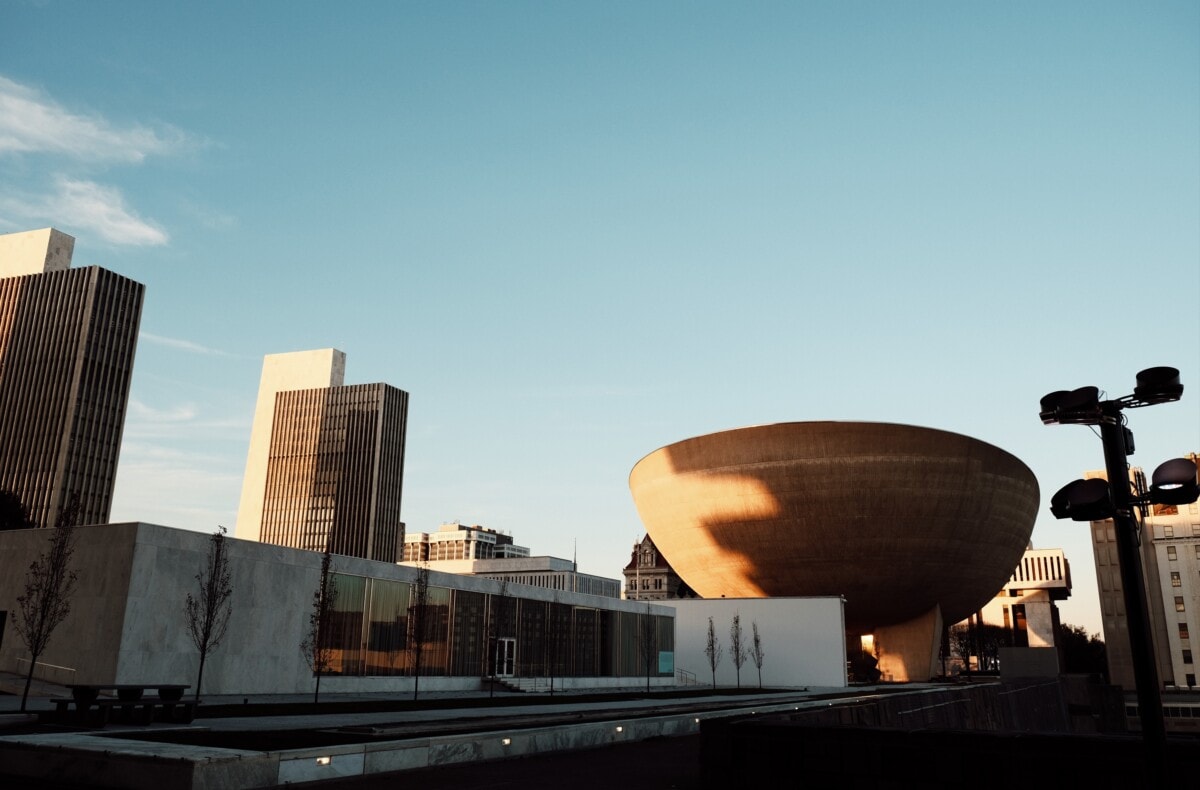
[1040,366,1185,426]
[1042,366,1199,521]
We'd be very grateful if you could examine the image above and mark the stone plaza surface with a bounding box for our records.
[0,674,856,789]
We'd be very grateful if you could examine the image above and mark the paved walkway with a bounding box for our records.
[0,672,921,789]
[0,671,870,733]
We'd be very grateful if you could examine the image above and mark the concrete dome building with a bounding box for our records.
[628,421,1040,680]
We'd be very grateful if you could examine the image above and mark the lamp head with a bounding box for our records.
[1149,457,1200,506]
[1133,367,1183,405]
[1050,478,1114,521]
[1039,386,1102,425]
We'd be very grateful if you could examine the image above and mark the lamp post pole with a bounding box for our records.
[1042,368,1200,783]
[1098,413,1166,780]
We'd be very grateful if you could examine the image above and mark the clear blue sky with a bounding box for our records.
[2,1,1197,635]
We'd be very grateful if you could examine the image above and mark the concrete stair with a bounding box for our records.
[493,677,559,693]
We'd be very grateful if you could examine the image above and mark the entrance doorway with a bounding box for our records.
[495,637,516,677]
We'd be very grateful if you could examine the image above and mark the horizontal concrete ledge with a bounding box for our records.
[1,697,825,789]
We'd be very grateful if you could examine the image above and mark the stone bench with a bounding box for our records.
[52,685,197,727]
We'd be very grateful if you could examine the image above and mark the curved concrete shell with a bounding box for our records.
[628,422,1039,634]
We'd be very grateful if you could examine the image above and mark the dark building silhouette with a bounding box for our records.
[0,228,143,528]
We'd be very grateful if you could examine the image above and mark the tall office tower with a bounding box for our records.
[0,228,144,528]
[1088,454,1200,691]
[236,349,409,562]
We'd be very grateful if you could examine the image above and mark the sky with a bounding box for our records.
[2,1,1197,637]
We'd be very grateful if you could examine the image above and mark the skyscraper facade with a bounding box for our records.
[237,350,409,563]
[0,228,144,527]
[1089,455,1200,691]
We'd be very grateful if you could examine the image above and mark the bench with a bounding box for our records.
[53,684,195,727]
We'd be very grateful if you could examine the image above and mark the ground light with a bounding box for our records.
[1040,365,1199,785]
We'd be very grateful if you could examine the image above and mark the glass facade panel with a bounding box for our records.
[365,578,409,676]
[327,573,366,675]
[450,590,487,677]
[412,585,451,676]
[304,573,671,681]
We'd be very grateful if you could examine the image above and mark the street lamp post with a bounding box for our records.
[1040,366,1200,783]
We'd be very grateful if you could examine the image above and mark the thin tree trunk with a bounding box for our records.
[314,668,322,706]
[195,652,207,703]
[20,652,39,712]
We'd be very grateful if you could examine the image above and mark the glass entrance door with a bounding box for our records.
[495,638,516,677]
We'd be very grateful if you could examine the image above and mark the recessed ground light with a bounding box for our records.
[615,726,623,733]
[501,738,512,746]
[316,757,331,766]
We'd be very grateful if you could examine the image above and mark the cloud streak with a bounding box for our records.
[0,75,188,163]
[140,331,237,357]
[0,74,205,246]
[0,176,169,245]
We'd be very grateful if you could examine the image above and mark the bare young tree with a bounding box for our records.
[638,604,658,694]
[704,616,723,688]
[15,498,80,711]
[729,613,747,689]
[750,621,766,689]
[299,545,338,705]
[184,527,234,702]
[408,562,431,700]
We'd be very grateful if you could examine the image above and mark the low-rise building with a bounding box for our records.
[0,522,672,695]
[401,523,621,598]
[402,522,529,562]
[947,546,1072,673]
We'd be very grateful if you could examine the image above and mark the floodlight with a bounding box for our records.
[1039,391,1070,424]
[1149,458,1200,506]
[1039,386,1102,425]
[1134,367,1183,405]
[1049,478,1113,521]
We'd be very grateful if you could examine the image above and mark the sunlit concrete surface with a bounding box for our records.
[629,422,1039,636]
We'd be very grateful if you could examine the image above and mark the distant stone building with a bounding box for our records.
[965,547,1072,645]
[947,546,1072,673]
[624,534,692,601]
[403,523,620,598]
[402,522,529,562]
[0,228,144,528]
[236,349,409,563]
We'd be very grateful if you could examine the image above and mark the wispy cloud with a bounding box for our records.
[0,74,206,246]
[122,399,249,443]
[59,176,167,245]
[140,331,237,357]
[0,75,188,163]
[127,399,199,423]
[0,176,169,245]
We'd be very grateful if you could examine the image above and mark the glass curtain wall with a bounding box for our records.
[327,573,366,675]
[364,578,408,676]
[317,573,673,680]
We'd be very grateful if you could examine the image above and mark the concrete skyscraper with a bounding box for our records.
[236,349,409,563]
[0,228,144,528]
